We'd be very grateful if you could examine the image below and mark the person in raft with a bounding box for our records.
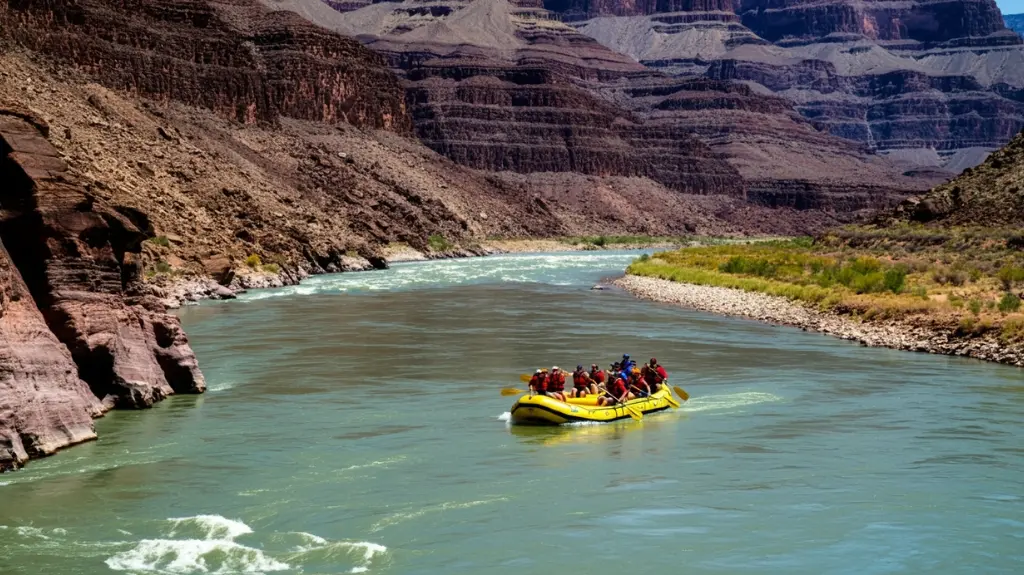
[620,354,637,374]
[641,358,669,393]
[629,367,651,398]
[598,370,633,405]
[528,369,548,396]
[546,366,567,401]
[569,365,598,398]
[588,364,606,390]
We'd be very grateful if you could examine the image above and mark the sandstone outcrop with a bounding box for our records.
[0,237,103,472]
[0,105,206,470]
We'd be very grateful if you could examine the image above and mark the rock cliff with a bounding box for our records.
[570,0,1024,174]
[888,127,1024,226]
[311,0,925,212]
[0,106,205,470]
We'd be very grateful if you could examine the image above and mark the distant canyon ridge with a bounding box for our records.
[287,0,1024,211]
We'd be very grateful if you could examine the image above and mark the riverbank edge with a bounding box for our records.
[613,275,1024,368]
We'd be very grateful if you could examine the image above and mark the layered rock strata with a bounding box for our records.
[570,0,1024,173]
[0,108,206,470]
[1,0,410,131]
[316,0,925,212]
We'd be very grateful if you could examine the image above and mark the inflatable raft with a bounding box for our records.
[510,387,675,425]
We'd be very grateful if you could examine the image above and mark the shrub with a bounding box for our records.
[149,235,170,248]
[968,299,982,315]
[997,265,1024,291]
[428,234,452,252]
[883,267,907,294]
[933,267,967,287]
[637,253,650,263]
[958,315,976,334]
[998,292,1022,313]
[912,286,928,300]
[851,272,885,294]
[245,254,262,268]
[154,260,172,274]
[593,236,607,247]
[849,257,881,275]
[262,263,281,274]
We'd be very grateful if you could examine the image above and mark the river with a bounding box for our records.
[1,251,1022,574]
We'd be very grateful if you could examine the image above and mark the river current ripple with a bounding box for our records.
[1,251,1022,574]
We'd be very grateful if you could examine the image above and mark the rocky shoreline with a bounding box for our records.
[614,275,1024,368]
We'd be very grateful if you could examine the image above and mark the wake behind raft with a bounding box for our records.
[507,386,688,425]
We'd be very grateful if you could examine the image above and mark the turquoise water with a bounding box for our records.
[1,251,1023,574]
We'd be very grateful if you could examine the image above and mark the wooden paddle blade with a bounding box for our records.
[673,386,690,401]
[501,388,526,396]
[519,374,532,383]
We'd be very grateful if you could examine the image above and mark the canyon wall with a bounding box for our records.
[570,0,1024,173]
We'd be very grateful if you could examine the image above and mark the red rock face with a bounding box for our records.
[0,235,102,471]
[738,0,1008,43]
[1,0,411,131]
[0,109,205,469]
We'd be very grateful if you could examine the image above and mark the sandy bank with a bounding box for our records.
[614,275,1024,368]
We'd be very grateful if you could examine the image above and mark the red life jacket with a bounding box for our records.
[642,366,663,385]
[610,377,628,398]
[548,372,565,391]
[529,374,547,392]
[572,371,590,389]
[632,377,650,394]
[590,370,606,384]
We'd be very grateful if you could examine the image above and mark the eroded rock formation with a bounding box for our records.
[0,106,205,470]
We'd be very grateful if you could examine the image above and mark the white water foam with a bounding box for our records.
[106,516,388,575]
[236,252,640,302]
[340,455,407,473]
[680,392,783,413]
[106,515,287,574]
[497,412,512,422]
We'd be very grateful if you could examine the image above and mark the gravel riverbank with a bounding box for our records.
[614,275,1024,367]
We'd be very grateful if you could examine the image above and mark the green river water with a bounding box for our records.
[1,251,1022,574]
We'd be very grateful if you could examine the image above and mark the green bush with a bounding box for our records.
[851,272,886,294]
[149,235,170,248]
[428,234,452,252]
[245,254,262,268]
[154,260,172,274]
[883,267,907,294]
[262,263,280,274]
[998,292,1021,313]
[998,265,1024,290]
[637,253,650,263]
[912,286,928,300]
[968,299,982,315]
[719,256,777,278]
[592,236,607,247]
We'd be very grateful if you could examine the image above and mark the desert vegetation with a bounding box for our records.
[627,226,1024,342]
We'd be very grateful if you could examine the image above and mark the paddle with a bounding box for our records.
[600,388,643,421]
[673,386,690,402]
[501,387,528,396]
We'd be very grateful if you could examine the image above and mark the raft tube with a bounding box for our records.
[509,387,674,425]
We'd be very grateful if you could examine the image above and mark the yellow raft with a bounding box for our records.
[510,387,675,425]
